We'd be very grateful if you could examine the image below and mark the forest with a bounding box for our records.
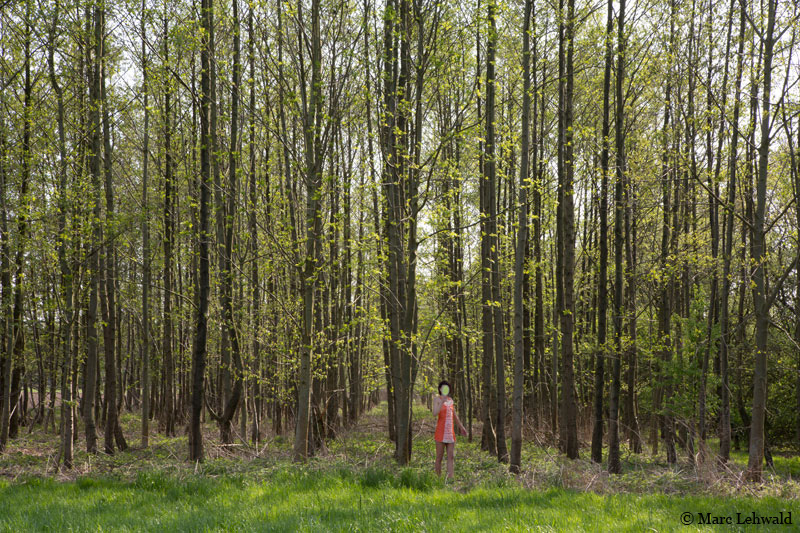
[0,0,799,502]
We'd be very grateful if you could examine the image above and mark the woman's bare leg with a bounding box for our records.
[446,443,455,480]
[435,441,445,476]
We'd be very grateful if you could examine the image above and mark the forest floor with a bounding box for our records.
[0,402,798,531]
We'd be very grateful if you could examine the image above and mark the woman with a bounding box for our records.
[432,380,467,481]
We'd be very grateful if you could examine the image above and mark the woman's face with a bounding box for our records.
[440,384,450,396]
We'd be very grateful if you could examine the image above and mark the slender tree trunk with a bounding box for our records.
[511,0,533,474]
[294,0,324,461]
[246,3,261,444]
[362,0,393,439]
[699,0,729,450]
[190,0,215,462]
[793,119,800,448]
[524,29,540,426]
[591,0,614,465]
[82,3,104,456]
[533,57,547,431]
[487,0,508,464]
[378,0,417,464]
[140,0,151,448]
[0,26,9,454]
[100,5,126,454]
[0,13,24,450]
[608,0,625,475]
[481,0,499,459]
[747,0,777,483]
[48,0,75,466]
[794,120,800,449]
[216,0,244,445]
[275,0,297,440]
[161,12,176,438]
[624,179,641,454]
[558,0,578,460]
[718,0,746,463]
[555,0,566,453]
[656,0,677,466]
[476,0,495,456]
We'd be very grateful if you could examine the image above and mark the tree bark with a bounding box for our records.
[82,3,104,456]
[718,0,746,463]
[557,0,579,460]
[747,0,777,483]
[511,0,533,474]
[139,0,151,449]
[48,0,75,466]
[591,0,614,465]
[247,3,261,444]
[216,0,244,445]
[161,11,176,438]
[100,5,126,454]
[293,0,324,461]
[608,0,625,475]
[190,0,215,462]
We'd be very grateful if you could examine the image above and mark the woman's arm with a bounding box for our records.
[432,395,442,416]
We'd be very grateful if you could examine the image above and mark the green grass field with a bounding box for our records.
[0,403,797,531]
[0,467,796,532]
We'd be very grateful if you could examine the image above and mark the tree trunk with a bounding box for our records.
[591,0,614,465]
[511,0,533,474]
[557,0,578,460]
[747,0,776,483]
[82,3,103,456]
[608,0,626,475]
[795,120,800,449]
[718,0,746,463]
[480,0,496,457]
[0,16,21,450]
[656,0,677,466]
[624,178,640,454]
[140,0,151,448]
[190,0,215,462]
[293,0,324,461]
[48,0,75,466]
[161,12,176,438]
[100,6,126,454]
[485,0,508,465]
[216,0,244,445]
[246,3,261,444]
[534,58,547,431]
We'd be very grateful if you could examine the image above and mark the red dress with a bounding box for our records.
[435,398,455,443]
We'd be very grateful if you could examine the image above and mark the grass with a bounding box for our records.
[0,403,798,531]
[0,468,796,531]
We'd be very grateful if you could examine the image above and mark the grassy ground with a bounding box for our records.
[0,403,798,531]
